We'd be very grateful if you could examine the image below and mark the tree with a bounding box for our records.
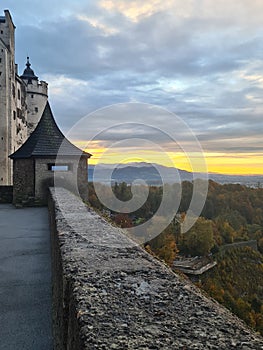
[180,217,214,256]
[258,237,263,254]
[114,213,133,228]
[147,216,179,266]
[222,221,235,244]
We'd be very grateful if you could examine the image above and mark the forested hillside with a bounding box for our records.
[88,180,263,253]
[198,247,263,334]
[88,180,263,334]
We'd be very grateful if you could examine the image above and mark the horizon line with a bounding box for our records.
[88,161,263,177]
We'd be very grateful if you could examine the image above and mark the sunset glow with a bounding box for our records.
[82,141,263,175]
[4,0,262,177]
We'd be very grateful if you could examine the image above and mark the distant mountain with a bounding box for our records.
[88,162,263,187]
[88,163,193,185]
[208,173,263,187]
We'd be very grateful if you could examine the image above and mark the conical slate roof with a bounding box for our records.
[10,102,91,159]
[20,57,38,81]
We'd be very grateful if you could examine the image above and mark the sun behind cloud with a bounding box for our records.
[99,0,175,21]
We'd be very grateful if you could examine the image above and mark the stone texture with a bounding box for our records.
[49,188,263,350]
[12,158,35,205]
[0,186,13,203]
[12,156,88,206]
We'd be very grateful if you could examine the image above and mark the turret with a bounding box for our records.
[20,56,38,83]
[20,57,48,135]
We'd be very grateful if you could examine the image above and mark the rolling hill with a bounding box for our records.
[88,163,263,187]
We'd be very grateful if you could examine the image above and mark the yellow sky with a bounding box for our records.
[84,143,263,175]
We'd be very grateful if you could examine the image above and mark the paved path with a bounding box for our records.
[0,205,53,350]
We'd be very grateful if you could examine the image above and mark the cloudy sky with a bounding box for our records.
[2,0,263,174]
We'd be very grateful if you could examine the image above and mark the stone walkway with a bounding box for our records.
[0,204,53,350]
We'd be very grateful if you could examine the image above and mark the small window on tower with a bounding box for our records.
[31,94,34,98]
[13,111,16,120]
[18,89,20,100]
[35,107,38,113]
[48,163,72,171]
[0,30,3,34]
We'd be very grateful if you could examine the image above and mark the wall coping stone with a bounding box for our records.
[49,187,263,350]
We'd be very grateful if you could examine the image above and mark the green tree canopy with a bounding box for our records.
[180,217,214,256]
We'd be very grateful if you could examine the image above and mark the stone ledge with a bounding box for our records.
[49,188,263,350]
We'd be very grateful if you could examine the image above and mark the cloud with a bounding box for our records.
[99,0,174,22]
[1,0,263,169]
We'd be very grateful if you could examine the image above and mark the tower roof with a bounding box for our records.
[20,57,38,81]
[10,102,91,159]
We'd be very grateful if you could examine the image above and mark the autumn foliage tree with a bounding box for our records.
[179,217,214,256]
[114,213,133,228]
[147,216,179,266]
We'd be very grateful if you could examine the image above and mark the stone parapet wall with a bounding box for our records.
[0,186,13,203]
[49,187,263,350]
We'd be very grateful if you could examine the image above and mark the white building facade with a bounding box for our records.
[0,10,48,185]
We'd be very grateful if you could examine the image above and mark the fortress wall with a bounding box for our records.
[48,187,263,350]
[0,186,13,203]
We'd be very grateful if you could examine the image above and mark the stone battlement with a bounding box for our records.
[49,188,263,350]
[26,79,48,96]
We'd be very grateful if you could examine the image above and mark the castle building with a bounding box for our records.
[10,102,91,206]
[0,10,48,185]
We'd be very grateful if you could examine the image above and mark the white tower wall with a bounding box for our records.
[0,10,48,185]
[0,10,17,185]
[0,42,10,184]
[25,79,48,135]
